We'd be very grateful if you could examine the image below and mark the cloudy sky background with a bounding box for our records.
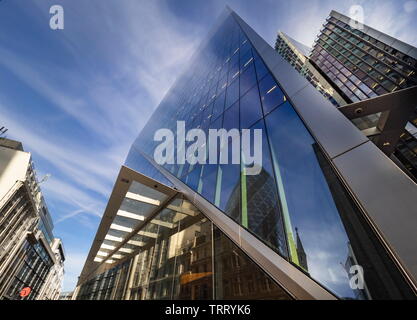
[1,0,416,292]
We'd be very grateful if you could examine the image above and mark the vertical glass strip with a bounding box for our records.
[268,142,300,267]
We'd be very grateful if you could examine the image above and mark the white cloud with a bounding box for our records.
[0,106,117,196]
[1,0,204,294]
[42,177,104,219]
[360,0,417,46]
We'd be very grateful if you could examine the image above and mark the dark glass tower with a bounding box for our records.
[309,10,417,178]
[311,11,417,101]
[75,8,417,300]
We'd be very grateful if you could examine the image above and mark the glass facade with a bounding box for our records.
[77,10,415,300]
[78,195,291,300]
[38,219,53,245]
[77,262,130,300]
[311,16,417,101]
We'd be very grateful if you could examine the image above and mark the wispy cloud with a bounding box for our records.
[269,0,417,49]
[0,106,116,196]
[1,0,204,291]
[360,0,417,45]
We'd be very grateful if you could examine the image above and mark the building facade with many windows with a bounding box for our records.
[311,11,417,102]
[75,8,417,300]
[309,10,417,179]
[0,138,65,300]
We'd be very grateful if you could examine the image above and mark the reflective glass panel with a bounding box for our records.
[242,119,288,257]
[240,62,257,96]
[240,85,263,129]
[216,102,240,222]
[212,90,226,120]
[265,102,363,298]
[225,78,239,109]
[213,225,291,300]
[258,73,286,115]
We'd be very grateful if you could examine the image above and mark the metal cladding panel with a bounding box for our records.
[333,141,417,284]
[408,47,417,60]
[289,83,369,159]
[268,55,310,97]
[392,39,417,56]
[365,27,383,40]
[330,10,345,21]
[377,33,396,47]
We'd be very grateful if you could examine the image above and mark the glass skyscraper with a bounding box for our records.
[74,8,417,300]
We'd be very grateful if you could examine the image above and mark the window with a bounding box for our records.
[212,90,226,120]
[240,85,263,129]
[225,78,239,109]
[259,74,286,115]
[241,119,288,256]
[265,102,358,296]
[213,226,291,300]
[240,63,257,96]
[240,47,253,71]
[253,53,268,80]
[186,165,202,191]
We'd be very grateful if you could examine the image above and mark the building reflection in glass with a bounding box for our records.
[78,195,292,300]
[213,226,291,300]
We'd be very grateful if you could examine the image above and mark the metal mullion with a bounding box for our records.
[91,191,178,275]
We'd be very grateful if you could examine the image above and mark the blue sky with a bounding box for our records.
[1,0,416,292]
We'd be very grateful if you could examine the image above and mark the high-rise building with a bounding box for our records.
[74,8,417,300]
[308,10,417,179]
[311,10,417,102]
[275,31,347,106]
[0,138,65,300]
